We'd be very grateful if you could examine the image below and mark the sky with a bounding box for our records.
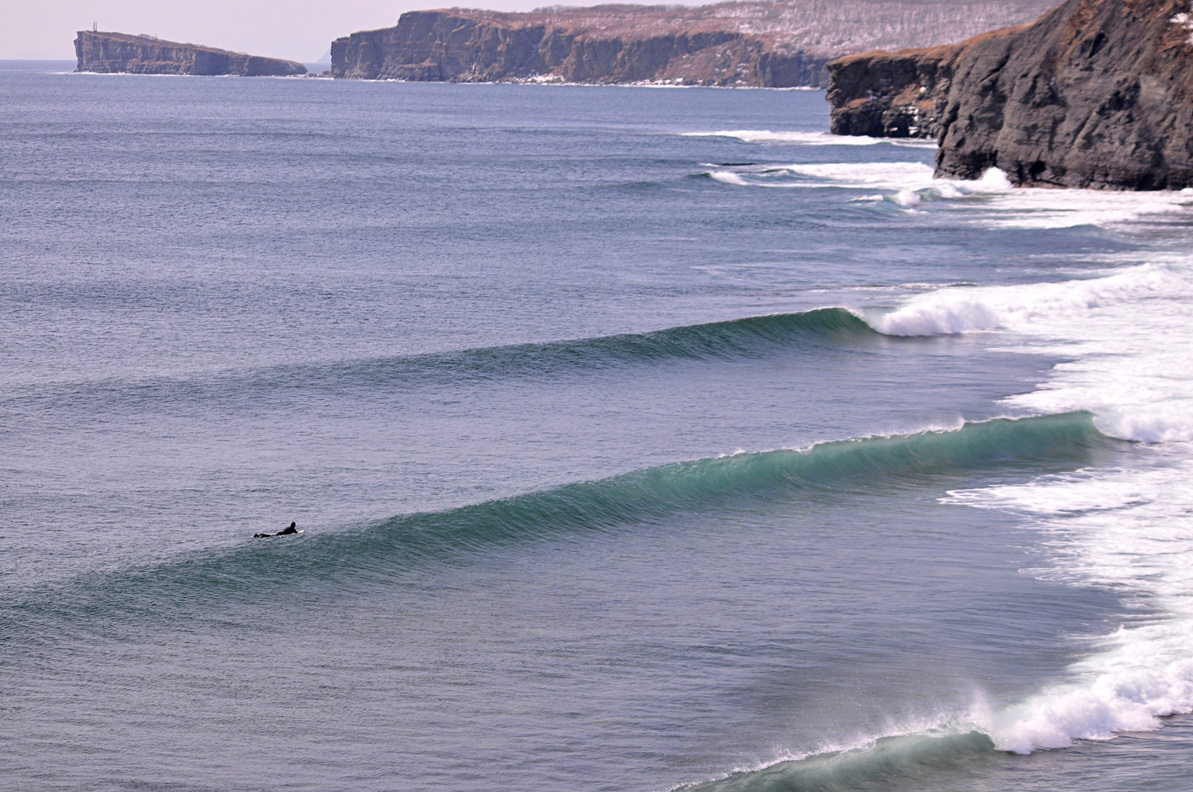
[0,0,651,61]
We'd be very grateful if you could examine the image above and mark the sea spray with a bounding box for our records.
[888,251,1193,756]
[948,458,1193,753]
[670,247,1193,792]
[864,264,1178,338]
[862,256,1193,443]
[677,729,999,792]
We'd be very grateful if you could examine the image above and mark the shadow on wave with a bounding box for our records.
[9,412,1119,639]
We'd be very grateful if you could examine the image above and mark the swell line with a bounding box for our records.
[7,308,877,413]
[7,412,1118,641]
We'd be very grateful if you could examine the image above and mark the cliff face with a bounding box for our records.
[826,46,958,138]
[330,1,1058,87]
[74,31,307,76]
[330,10,824,86]
[827,0,1193,189]
[826,29,1022,139]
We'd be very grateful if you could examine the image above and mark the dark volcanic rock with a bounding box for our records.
[826,23,1029,140]
[330,1,1058,87]
[74,31,307,76]
[937,0,1193,189]
[828,0,1193,190]
[827,46,957,138]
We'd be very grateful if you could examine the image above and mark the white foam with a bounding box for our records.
[707,170,749,186]
[978,186,1192,230]
[890,139,942,150]
[865,259,1193,444]
[899,238,1193,752]
[867,263,1181,338]
[695,136,1190,229]
[682,130,941,150]
[702,146,1193,765]
[946,455,1193,752]
[794,164,1192,229]
[867,255,1193,756]
[785,161,937,186]
[683,130,892,146]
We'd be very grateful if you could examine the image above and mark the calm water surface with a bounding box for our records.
[3,63,1193,792]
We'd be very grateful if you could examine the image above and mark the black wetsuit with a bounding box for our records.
[254,522,298,539]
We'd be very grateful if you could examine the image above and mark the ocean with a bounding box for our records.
[2,61,1192,792]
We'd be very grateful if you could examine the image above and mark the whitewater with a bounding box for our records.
[2,65,1192,792]
[682,143,1193,788]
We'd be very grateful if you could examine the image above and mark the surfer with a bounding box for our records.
[254,521,299,539]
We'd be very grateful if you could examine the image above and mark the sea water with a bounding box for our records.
[2,62,1192,791]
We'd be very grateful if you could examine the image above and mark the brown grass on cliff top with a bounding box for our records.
[425,0,1059,55]
[832,20,1035,64]
[79,31,260,59]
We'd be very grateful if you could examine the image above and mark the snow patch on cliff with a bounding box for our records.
[1172,9,1193,45]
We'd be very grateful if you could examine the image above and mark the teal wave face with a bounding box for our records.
[541,308,877,366]
[9,412,1117,638]
[5,308,879,413]
[358,411,1112,559]
[681,730,998,792]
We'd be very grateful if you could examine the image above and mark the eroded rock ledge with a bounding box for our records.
[74,31,307,76]
[330,2,1057,87]
[827,0,1193,189]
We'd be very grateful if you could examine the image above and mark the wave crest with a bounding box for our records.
[10,413,1115,633]
[678,730,996,792]
[867,264,1179,338]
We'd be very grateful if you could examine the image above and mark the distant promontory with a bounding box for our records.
[827,0,1193,190]
[329,1,1057,87]
[74,31,307,76]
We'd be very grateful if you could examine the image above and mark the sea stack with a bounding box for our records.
[74,31,307,76]
[827,0,1193,190]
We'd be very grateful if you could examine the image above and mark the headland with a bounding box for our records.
[74,30,307,76]
[329,1,1057,87]
[827,0,1193,189]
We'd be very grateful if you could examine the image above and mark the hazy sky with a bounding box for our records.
[1,0,658,61]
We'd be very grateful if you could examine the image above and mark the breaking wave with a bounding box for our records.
[681,457,1193,789]
[866,264,1179,338]
[677,729,997,792]
[682,130,938,149]
[704,160,1193,229]
[947,459,1193,754]
[8,413,1115,635]
[863,259,1193,443]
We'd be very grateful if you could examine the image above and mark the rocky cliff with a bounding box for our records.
[825,23,1034,139]
[330,1,1058,87]
[828,0,1193,189]
[74,31,307,76]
